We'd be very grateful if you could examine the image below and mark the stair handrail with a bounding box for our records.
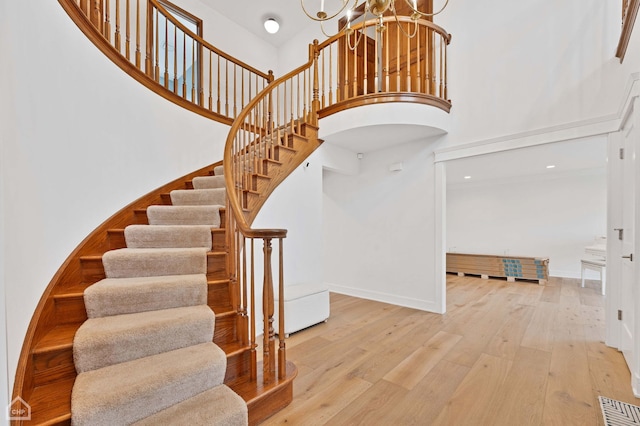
[59,0,273,124]
[223,40,320,383]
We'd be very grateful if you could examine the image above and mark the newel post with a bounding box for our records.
[262,238,276,381]
[311,40,320,127]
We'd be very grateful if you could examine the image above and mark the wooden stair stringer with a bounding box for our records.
[242,123,322,225]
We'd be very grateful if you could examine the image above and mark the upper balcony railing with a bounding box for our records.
[61,0,273,124]
[315,16,452,117]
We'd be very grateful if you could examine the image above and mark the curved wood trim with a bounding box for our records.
[58,0,242,126]
[318,92,452,118]
[616,0,640,62]
[11,160,222,421]
[317,15,452,50]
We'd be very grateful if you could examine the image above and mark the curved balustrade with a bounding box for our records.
[60,0,272,124]
[223,43,321,381]
[316,16,452,116]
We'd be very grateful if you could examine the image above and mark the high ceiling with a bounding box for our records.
[202,0,323,47]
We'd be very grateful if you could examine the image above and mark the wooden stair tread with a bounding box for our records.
[34,324,80,353]
[228,361,297,404]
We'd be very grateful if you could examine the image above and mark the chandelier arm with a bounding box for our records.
[300,0,355,22]
[393,8,419,38]
[403,0,450,17]
[347,24,367,50]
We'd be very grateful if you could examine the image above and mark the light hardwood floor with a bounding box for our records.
[262,275,637,426]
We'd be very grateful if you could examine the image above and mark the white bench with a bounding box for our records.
[274,283,329,337]
[581,258,606,295]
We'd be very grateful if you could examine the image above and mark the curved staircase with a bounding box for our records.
[71,170,248,425]
[13,1,452,424]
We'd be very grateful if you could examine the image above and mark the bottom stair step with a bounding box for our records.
[132,385,247,425]
[71,342,227,426]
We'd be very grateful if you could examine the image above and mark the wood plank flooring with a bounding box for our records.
[262,275,637,426]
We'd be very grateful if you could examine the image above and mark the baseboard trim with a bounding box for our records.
[326,283,443,313]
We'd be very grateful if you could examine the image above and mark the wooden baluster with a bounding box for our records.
[241,235,248,345]
[91,0,102,33]
[173,25,178,93]
[321,50,326,109]
[289,78,294,133]
[104,0,111,42]
[396,21,400,91]
[304,68,309,123]
[385,23,389,92]
[144,1,152,76]
[312,40,320,126]
[440,37,444,99]
[225,60,229,117]
[135,0,140,68]
[262,238,276,381]
[343,36,348,100]
[217,56,221,114]
[364,26,368,95]
[114,0,121,52]
[80,0,89,16]
[125,0,130,61]
[329,44,334,106]
[416,24,421,93]
[374,24,379,93]
[297,74,301,133]
[352,33,357,98]
[241,69,246,113]
[163,16,169,89]
[406,22,411,92]
[250,238,257,379]
[278,238,286,379]
[182,33,187,98]
[154,9,159,82]
[234,65,237,118]
[208,51,213,110]
[191,39,196,102]
[444,38,448,100]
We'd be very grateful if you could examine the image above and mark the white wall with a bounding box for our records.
[323,140,443,312]
[0,0,10,414]
[0,0,278,398]
[447,170,607,278]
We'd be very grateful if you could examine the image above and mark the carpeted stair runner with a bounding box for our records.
[74,305,215,372]
[72,343,227,425]
[84,274,207,317]
[102,247,208,278]
[171,188,227,206]
[147,205,222,227]
[132,384,247,426]
[192,175,226,189]
[72,166,248,425]
[124,224,212,248]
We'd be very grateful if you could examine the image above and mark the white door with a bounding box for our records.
[620,114,636,369]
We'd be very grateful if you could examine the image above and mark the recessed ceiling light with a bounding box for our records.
[264,18,279,34]
[464,176,472,180]
[546,165,556,169]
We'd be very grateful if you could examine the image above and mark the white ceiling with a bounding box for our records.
[202,0,326,48]
[446,136,608,185]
